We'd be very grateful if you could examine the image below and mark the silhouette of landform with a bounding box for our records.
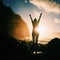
[0,1,30,40]
[0,1,60,60]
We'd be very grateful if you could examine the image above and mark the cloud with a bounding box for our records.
[33,11,40,18]
[50,32,60,38]
[24,0,28,3]
[54,18,60,23]
[30,0,60,13]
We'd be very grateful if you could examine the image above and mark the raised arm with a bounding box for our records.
[29,14,33,23]
[38,13,42,23]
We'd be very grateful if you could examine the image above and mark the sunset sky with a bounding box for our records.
[2,0,60,41]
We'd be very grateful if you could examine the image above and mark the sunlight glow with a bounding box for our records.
[35,24,47,39]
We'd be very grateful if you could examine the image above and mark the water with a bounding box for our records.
[39,41,48,45]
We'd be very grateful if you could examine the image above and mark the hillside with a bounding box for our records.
[0,1,30,40]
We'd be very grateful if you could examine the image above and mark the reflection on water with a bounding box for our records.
[39,41,48,45]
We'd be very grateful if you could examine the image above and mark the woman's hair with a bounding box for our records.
[34,18,37,23]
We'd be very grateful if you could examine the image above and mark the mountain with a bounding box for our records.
[0,1,30,40]
[12,15,31,40]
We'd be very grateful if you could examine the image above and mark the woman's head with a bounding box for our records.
[34,18,37,23]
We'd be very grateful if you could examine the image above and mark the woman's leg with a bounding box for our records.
[36,33,39,44]
[32,32,35,43]
[35,33,39,54]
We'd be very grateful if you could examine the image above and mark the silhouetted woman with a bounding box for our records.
[29,13,42,44]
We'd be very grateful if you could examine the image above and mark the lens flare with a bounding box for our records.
[35,25,47,38]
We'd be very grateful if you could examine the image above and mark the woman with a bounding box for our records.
[29,13,42,44]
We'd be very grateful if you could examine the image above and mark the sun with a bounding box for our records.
[35,24,47,39]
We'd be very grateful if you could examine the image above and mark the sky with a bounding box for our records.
[2,0,60,40]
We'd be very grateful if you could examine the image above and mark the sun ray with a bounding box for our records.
[35,24,47,39]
